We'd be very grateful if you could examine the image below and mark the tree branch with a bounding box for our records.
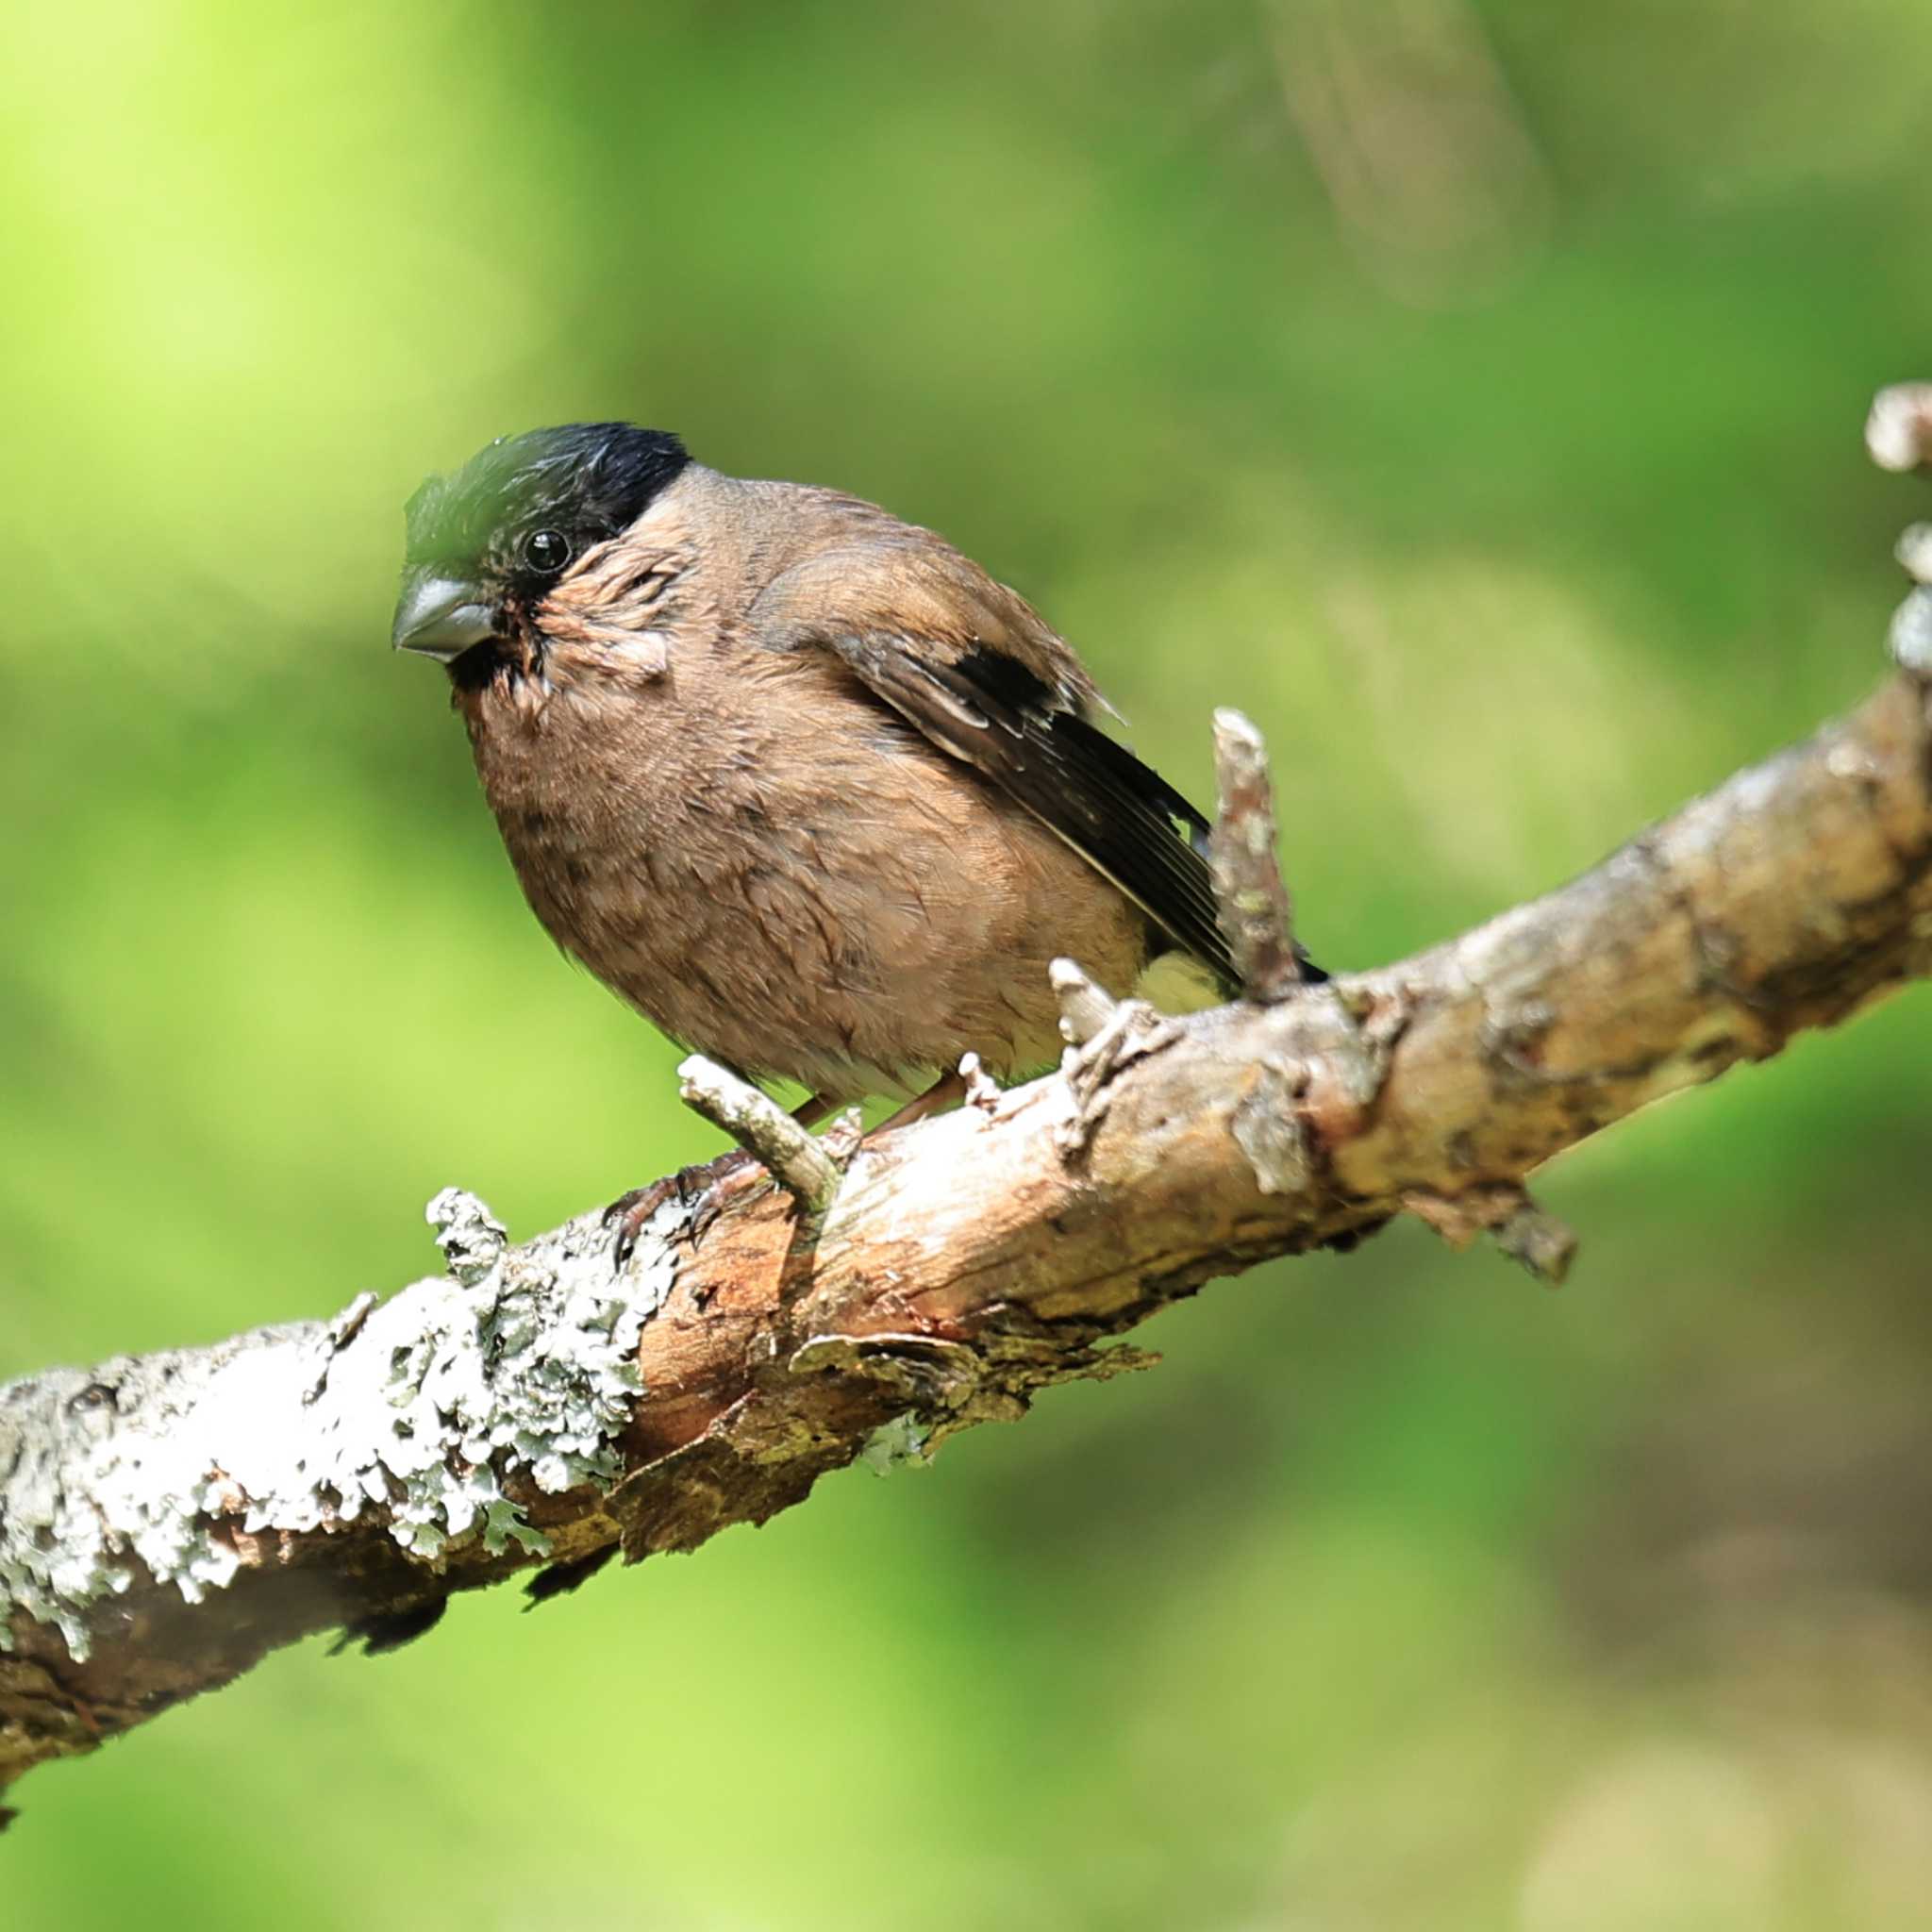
[6,615,1932,1813]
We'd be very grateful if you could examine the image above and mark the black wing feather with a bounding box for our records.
[833,638,1269,988]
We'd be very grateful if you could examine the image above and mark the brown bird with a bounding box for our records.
[392,425,1322,1242]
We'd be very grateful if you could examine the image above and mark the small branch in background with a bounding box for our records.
[1267,0,1555,308]
[1870,387,1932,677]
[676,1055,842,1211]
[1892,525,1932,584]
[1209,708,1306,1000]
[1865,382,1932,473]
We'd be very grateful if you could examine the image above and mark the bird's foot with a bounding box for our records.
[604,1149,762,1267]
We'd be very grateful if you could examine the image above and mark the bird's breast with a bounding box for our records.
[455,644,1148,1099]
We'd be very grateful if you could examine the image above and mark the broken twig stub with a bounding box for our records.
[1049,958,1118,1047]
[676,1057,842,1211]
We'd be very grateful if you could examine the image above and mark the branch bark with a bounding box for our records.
[4,657,1930,1809]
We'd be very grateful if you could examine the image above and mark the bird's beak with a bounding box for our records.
[391,570,498,661]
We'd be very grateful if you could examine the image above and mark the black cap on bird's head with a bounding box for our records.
[391,423,690,661]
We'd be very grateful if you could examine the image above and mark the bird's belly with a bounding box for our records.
[491,740,1146,1102]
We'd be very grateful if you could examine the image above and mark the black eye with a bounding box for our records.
[523,528,572,575]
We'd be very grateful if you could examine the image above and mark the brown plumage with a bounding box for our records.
[391,425,1320,1129]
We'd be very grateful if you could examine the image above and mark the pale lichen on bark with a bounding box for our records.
[0,1192,675,1663]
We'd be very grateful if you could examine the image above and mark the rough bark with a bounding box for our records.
[4,662,1930,1811]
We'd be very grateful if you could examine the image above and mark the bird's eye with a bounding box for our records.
[523,528,572,574]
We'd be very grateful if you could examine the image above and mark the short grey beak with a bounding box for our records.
[391,571,497,661]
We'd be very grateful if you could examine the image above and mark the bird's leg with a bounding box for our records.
[603,1149,757,1262]
[870,1068,969,1136]
[605,1091,835,1264]
[606,1074,972,1266]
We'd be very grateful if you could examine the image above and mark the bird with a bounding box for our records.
[391,424,1324,1246]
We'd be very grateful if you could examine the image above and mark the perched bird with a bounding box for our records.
[392,425,1322,1237]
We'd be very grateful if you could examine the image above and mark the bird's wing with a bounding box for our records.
[752,530,1245,987]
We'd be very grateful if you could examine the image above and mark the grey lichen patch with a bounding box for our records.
[1231,1054,1312,1196]
[427,1187,508,1286]
[0,1193,675,1661]
[1323,981,1408,1111]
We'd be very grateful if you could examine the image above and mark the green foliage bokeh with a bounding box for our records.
[5,3,1932,1925]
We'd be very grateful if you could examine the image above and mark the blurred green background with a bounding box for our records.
[5,0,1932,1924]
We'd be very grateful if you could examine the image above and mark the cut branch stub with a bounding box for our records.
[1209,708,1305,1002]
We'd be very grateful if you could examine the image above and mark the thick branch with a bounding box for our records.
[4,670,1930,1806]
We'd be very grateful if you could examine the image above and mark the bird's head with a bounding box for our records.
[391,423,689,670]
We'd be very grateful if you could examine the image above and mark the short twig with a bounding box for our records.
[676,1057,842,1212]
[1050,958,1118,1046]
[958,1052,1003,1111]
[1403,1180,1578,1286]
[1491,1195,1578,1286]
[1208,708,1304,1002]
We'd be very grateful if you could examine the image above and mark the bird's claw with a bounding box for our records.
[604,1149,761,1268]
